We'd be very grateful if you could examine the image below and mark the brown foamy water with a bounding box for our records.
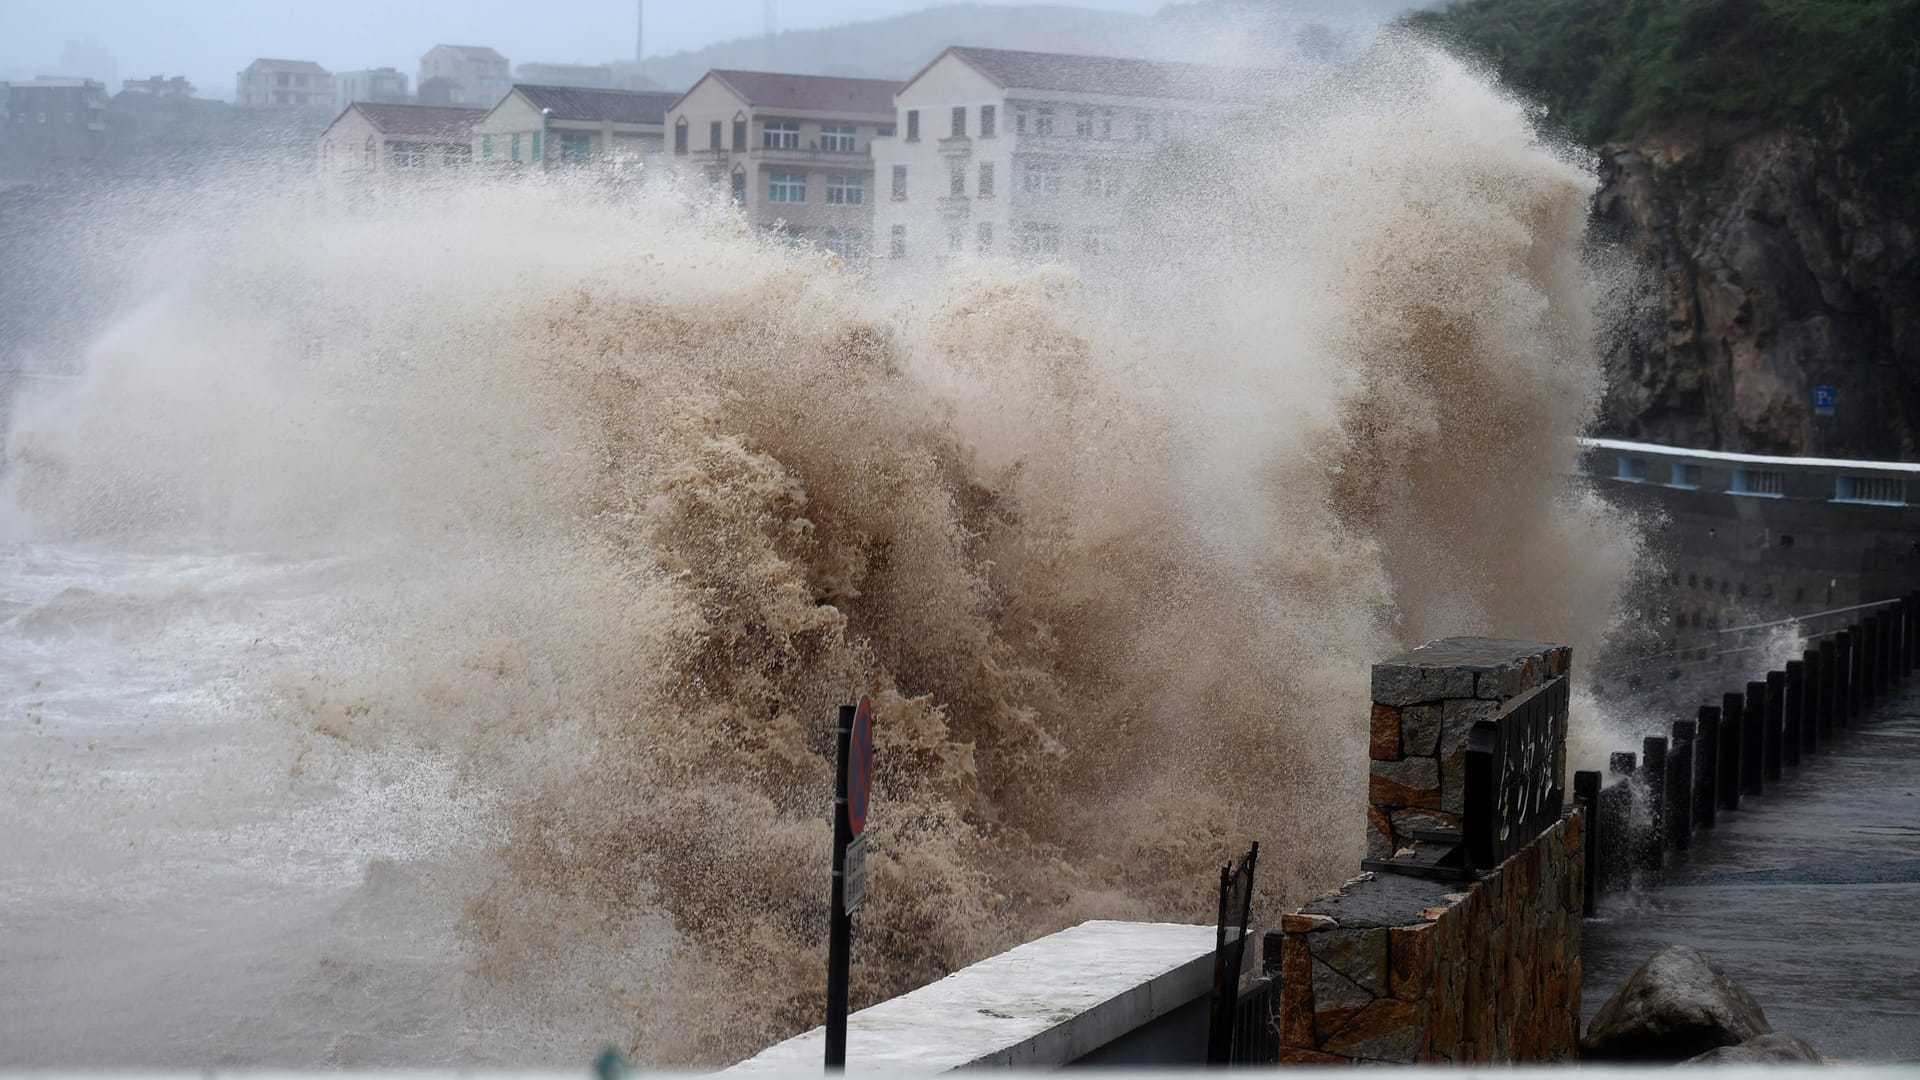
[1,44,1642,1067]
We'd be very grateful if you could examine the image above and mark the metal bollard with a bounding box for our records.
[1783,661,1804,768]
[1639,736,1668,872]
[1603,752,1636,893]
[1669,720,1695,850]
[1720,691,1745,811]
[1863,616,1880,706]
[1764,670,1786,782]
[1818,638,1839,742]
[1741,681,1766,796]
[1799,650,1820,755]
[1837,630,1856,726]
[1575,769,1600,917]
[1694,705,1720,829]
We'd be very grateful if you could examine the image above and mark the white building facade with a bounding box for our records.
[472,85,679,169]
[872,47,1268,268]
[665,70,898,260]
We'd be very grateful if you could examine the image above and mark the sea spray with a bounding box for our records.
[2,45,1641,1066]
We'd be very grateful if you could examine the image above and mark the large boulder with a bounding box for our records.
[1581,946,1771,1061]
[1685,1033,1822,1064]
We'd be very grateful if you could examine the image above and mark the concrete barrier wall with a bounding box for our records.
[1275,638,1585,1065]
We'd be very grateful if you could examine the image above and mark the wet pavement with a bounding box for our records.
[1580,680,1920,1061]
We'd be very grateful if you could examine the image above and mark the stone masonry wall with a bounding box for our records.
[1368,639,1573,859]
[1273,810,1584,1064]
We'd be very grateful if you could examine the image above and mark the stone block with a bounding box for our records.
[1278,1047,1346,1065]
[1369,757,1440,808]
[1366,804,1393,860]
[1475,655,1536,700]
[1388,922,1436,1001]
[1311,956,1376,1017]
[1323,997,1424,1061]
[1280,933,1316,1047]
[1314,928,1389,997]
[1370,703,1402,760]
[1371,658,1477,707]
[1283,912,1338,934]
[1400,704,1442,755]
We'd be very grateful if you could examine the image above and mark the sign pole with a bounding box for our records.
[825,703,853,1070]
[825,696,871,1071]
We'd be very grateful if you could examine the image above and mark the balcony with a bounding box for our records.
[753,144,869,166]
[937,135,972,157]
[937,195,972,215]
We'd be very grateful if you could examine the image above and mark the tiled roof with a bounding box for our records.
[706,70,899,115]
[513,84,679,125]
[354,103,485,138]
[247,58,330,75]
[943,46,1273,102]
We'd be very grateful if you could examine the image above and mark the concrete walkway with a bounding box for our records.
[1580,681,1920,1061]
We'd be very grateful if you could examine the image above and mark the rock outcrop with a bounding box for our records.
[1685,1033,1823,1064]
[1594,118,1919,460]
[1580,945,1770,1061]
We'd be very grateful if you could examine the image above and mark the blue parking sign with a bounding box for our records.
[1814,386,1836,415]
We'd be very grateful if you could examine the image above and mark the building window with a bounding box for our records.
[710,120,723,149]
[1015,221,1062,256]
[1075,110,1094,137]
[1082,228,1111,255]
[980,105,996,137]
[764,120,800,150]
[906,109,919,140]
[826,175,863,205]
[733,118,747,151]
[823,229,865,261]
[978,161,994,197]
[951,105,966,137]
[768,172,806,203]
[1136,112,1153,140]
[1668,462,1701,488]
[891,164,907,200]
[444,143,472,166]
[1034,107,1054,135]
[1614,456,1646,482]
[1834,475,1905,504]
[511,133,521,160]
[1730,468,1785,497]
[389,142,426,167]
[673,119,687,153]
[948,223,965,253]
[531,132,542,162]
[890,224,907,258]
[276,72,290,87]
[821,125,855,153]
[976,221,993,253]
[562,133,592,162]
[950,165,965,197]
[1022,160,1061,194]
[1015,108,1028,134]
[878,124,895,137]
[482,134,493,159]
[1101,111,1113,139]
[731,171,746,202]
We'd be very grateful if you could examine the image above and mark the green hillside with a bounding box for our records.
[1406,0,1920,180]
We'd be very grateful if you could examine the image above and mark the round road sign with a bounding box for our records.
[848,696,873,836]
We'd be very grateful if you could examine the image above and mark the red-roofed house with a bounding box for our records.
[666,70,901,260]
[319,102,484,202]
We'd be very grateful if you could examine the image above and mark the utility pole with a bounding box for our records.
[634,0,645,64]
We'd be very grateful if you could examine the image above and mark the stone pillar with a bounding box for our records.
[1367,638,1572,860]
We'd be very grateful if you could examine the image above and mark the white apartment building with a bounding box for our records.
[236,59,332,110]
[472,84,679,168]
[418,45,512,109]
[872,46,1271,267]
[665,70,899,260]
[333,67,410,112]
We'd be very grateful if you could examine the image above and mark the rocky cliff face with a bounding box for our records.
[1593,120,1918,459]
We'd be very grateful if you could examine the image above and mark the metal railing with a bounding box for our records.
[1577,591,1920,916]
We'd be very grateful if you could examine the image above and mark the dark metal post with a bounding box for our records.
[1669,720,1694,849]
[1908,592,1920,674]
[1818,638,1839,742]
[1782,661,1804,768]
[1602,752,1635,893]
[1800,649,1820,755]
[825,704,854,1070]
[1741,681,1766,795]
[1575,770,1600,916]
[1840,627,1859,723]
[1638,736,1667,871]
[1880,609,1897,693]
[1694,705,1719,830]
[1719,692,1744,811]
[1763,670,1786,782]
[1863,617,1879,706]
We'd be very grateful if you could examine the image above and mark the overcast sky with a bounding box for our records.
[1,0,1169,99]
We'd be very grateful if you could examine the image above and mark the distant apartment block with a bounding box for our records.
[872,46,1271,266]
[515,63,614,89]
[320,102,481,178]
[666,70,899,260]
[418,45,511,109]
[472,84,679,168]
[1,78,109,168]
[236,59,333,109]
[334,68,410,112]
[122,75,195,98]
